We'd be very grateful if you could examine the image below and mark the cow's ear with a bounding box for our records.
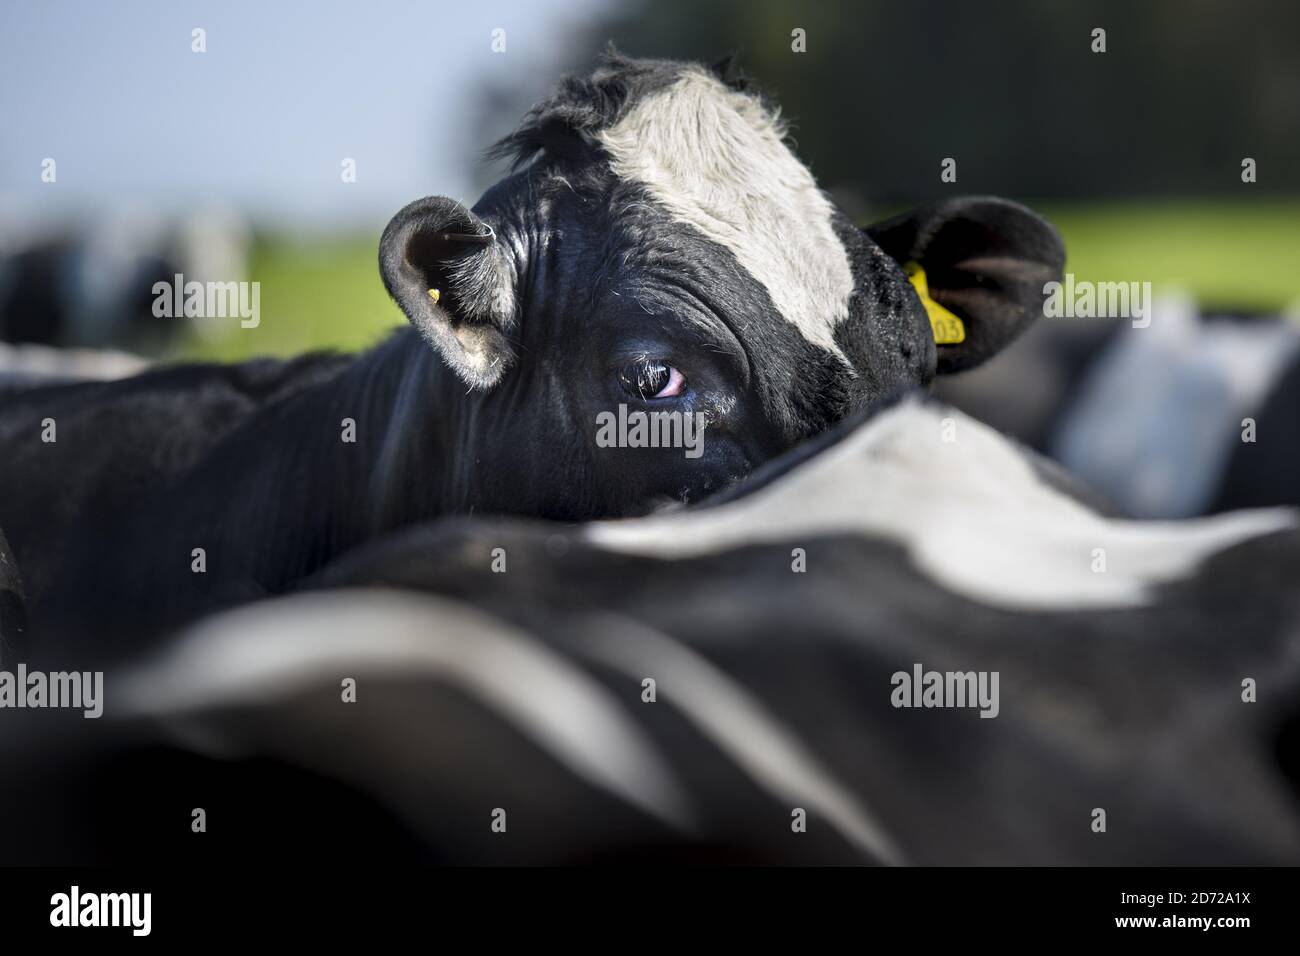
[380,196,517,388]
[865,196,1064,374]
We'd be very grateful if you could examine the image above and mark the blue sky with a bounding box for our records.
[1,0,614,232]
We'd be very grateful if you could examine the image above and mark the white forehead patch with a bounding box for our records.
[597,68,855,363]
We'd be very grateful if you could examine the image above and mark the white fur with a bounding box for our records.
[598,69,855,362]
[586,400,1298,610]
[118,590,697,833]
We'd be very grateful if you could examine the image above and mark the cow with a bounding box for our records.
[0,212,248,354]
[5,395,1297,865]
[0,52,1063,651]
[935,294,1300,517]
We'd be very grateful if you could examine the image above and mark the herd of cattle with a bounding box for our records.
[1,53,1298,864]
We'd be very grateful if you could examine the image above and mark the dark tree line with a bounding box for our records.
[472,0,1300,212]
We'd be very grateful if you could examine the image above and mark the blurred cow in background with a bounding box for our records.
[0,208,248,383]
[935,294,1300,517]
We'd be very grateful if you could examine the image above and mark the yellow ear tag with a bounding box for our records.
[904,262,965,345]
[427,288,441,304]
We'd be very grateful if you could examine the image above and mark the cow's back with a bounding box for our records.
[0,353,349,600]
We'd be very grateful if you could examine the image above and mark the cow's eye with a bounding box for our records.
[617,359,685,399]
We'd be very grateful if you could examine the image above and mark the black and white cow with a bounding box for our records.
[0,212,248,354]
[936,294,1300,517]
[6,396,1297,865]
[0,53,1062,649]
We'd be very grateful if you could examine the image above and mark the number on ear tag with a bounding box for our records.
[904,262,966,345]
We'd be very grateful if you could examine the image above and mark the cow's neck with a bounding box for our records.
[213,329,460,591]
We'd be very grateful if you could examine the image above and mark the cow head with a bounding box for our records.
[380,53,1063,519]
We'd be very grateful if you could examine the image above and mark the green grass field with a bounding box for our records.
[176,235,405,363]
[1039,199,1300,312]
[179,199,1300,362]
